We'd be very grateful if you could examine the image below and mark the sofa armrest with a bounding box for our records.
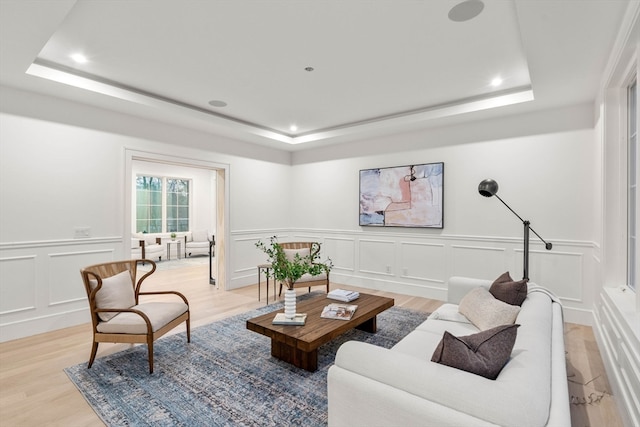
[447,276,492,304]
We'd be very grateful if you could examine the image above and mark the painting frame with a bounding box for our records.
[359,162,444,228]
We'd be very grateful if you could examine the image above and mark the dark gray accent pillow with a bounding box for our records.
[489,271,528,306]
[431,324,520,380]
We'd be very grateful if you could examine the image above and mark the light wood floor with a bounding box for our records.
[0,263,624,426]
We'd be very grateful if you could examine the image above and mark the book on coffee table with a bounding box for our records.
[272,313,307,325]
[327,289,360,302]
[321,303,358,320]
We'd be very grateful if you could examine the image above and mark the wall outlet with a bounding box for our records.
[386,265,391,274]
[74,227,91,238]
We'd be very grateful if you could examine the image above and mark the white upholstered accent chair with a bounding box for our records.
[184,230,214,258]
[80,259,190,373]
[278,241,330,296]
[131,234,166,262]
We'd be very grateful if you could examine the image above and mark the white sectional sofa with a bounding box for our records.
[327,276,570,427]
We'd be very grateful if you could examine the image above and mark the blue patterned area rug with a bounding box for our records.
[65,294,429,427]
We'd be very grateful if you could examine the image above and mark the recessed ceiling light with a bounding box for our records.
[448,0,484,22]
[290,125,298,132]
[491,77,503,87]
[70,53,88,64]
[208,100,227,107]
[304,67,314,72]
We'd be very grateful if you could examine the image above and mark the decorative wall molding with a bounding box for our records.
[229,228,598,324]
[593,289,640,427]
[0,241,118,342]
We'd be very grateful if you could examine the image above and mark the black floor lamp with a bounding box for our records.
[478,179,552,280]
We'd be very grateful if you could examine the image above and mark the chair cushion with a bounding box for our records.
[489,271,528,306]
[295,272,328,283]
[192,230,209,242]
[186,241,210,249]
[458,287,520,331]
[96,302,188,334]
[431,323,520,380]
[90,270,135,322]
[284,247,310,261]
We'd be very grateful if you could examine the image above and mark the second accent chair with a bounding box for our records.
[184,230,214,258]
[131,234,166,262]
[278,241,330,296]
[80,259,190,373]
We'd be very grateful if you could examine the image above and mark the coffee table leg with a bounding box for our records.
[271,340,318,372]
[356,316,377,333]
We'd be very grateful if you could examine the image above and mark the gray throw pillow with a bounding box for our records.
[431,324,520,380]
[489,271,528,306]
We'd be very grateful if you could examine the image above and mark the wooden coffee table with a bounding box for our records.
[246,292,394,371]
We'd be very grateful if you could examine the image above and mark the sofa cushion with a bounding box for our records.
[458,287,520,330]
[490,271,528,306]
[90,270,135,322]
[431,324,520,380]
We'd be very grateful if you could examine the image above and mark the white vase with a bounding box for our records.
[284,288,296,319]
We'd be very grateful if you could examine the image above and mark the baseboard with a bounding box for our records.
[0,308,88,343]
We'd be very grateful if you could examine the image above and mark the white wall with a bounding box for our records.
[0,87,601,342]
[272,106,598,325]
[0,96,293,341]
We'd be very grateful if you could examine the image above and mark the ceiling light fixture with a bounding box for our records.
[304,67,314,72]
[491,77,503,87]
[208,100,227,107]
[448,0,484,22]
[70,53,88,64]
[290,125,298,132]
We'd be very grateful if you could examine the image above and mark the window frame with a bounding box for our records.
[135,174,191,234]
[628,78,638,291]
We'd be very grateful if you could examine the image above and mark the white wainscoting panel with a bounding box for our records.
[229,229,596,324]
[49,250,114,306]
[0,239,120,342]
[323,236,355,272]
[524,249,583,302]
[0,255,36,314]
[400,241,445,283]
[359,239,395,275]
[451,245,507,278]
[593,289,640,427]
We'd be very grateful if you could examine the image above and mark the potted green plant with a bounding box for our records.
[170,232,176,241]
[256,236,332,318]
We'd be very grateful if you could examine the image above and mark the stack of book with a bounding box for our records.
[327,289,360,302]
[272,313,307,325]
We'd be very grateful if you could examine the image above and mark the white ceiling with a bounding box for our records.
[0,0,633,151]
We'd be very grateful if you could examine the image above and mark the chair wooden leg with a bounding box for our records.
[186,317,191,343]
[147,338,154,374]
[88,341,99,368]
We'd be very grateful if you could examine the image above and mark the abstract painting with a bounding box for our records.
[359,162,444,228]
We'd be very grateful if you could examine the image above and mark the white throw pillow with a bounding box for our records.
[283,247,310,262]
[428,303,471,323]
[458,287,520,331]
[90,270,136,322]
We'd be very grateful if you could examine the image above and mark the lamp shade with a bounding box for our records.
[478,179,499,197]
